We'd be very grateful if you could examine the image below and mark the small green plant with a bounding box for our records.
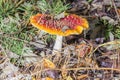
[98,19,114,40]
[87,0,93,3]
[45,34,56,44]
[105,23,114,40]
[114,26,120,39]
[101,20,120,39]
[37,0,69,16]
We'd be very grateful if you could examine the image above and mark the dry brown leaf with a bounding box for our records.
[43,59,55,69]
[117,8,120,15]
[77,74,88,80]
[66,76,73,80]
[85,57,98,68]
[32,77,36,80]
[45,77,54,80]
[61,65,68,79]
[75,43,91,58]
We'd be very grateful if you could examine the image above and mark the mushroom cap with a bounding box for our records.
[30,14,89,36]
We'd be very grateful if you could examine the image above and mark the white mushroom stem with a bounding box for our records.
[52,35,63,55]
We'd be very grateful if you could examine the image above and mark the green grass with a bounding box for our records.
[0,0,21,18]
[0,17,20,34]
[0,0,39,55]
[1,37,24,55]
[37,0,69,16]
[18,2,36,20]
[0,15,36,55]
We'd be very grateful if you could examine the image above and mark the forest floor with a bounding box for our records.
[0,0,120,80]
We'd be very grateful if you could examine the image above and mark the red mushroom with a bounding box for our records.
[30,13,89,54]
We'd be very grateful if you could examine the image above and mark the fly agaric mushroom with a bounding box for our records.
[30,13,89,54]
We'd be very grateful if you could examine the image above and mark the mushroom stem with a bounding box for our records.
[52,35,63,55]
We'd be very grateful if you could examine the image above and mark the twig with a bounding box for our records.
[89,40,120,58]
[111,0,120,22]
[0,58,9,68]
[62,67,120,72]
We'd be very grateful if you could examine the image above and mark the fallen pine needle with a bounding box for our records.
[31,67,120,76]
